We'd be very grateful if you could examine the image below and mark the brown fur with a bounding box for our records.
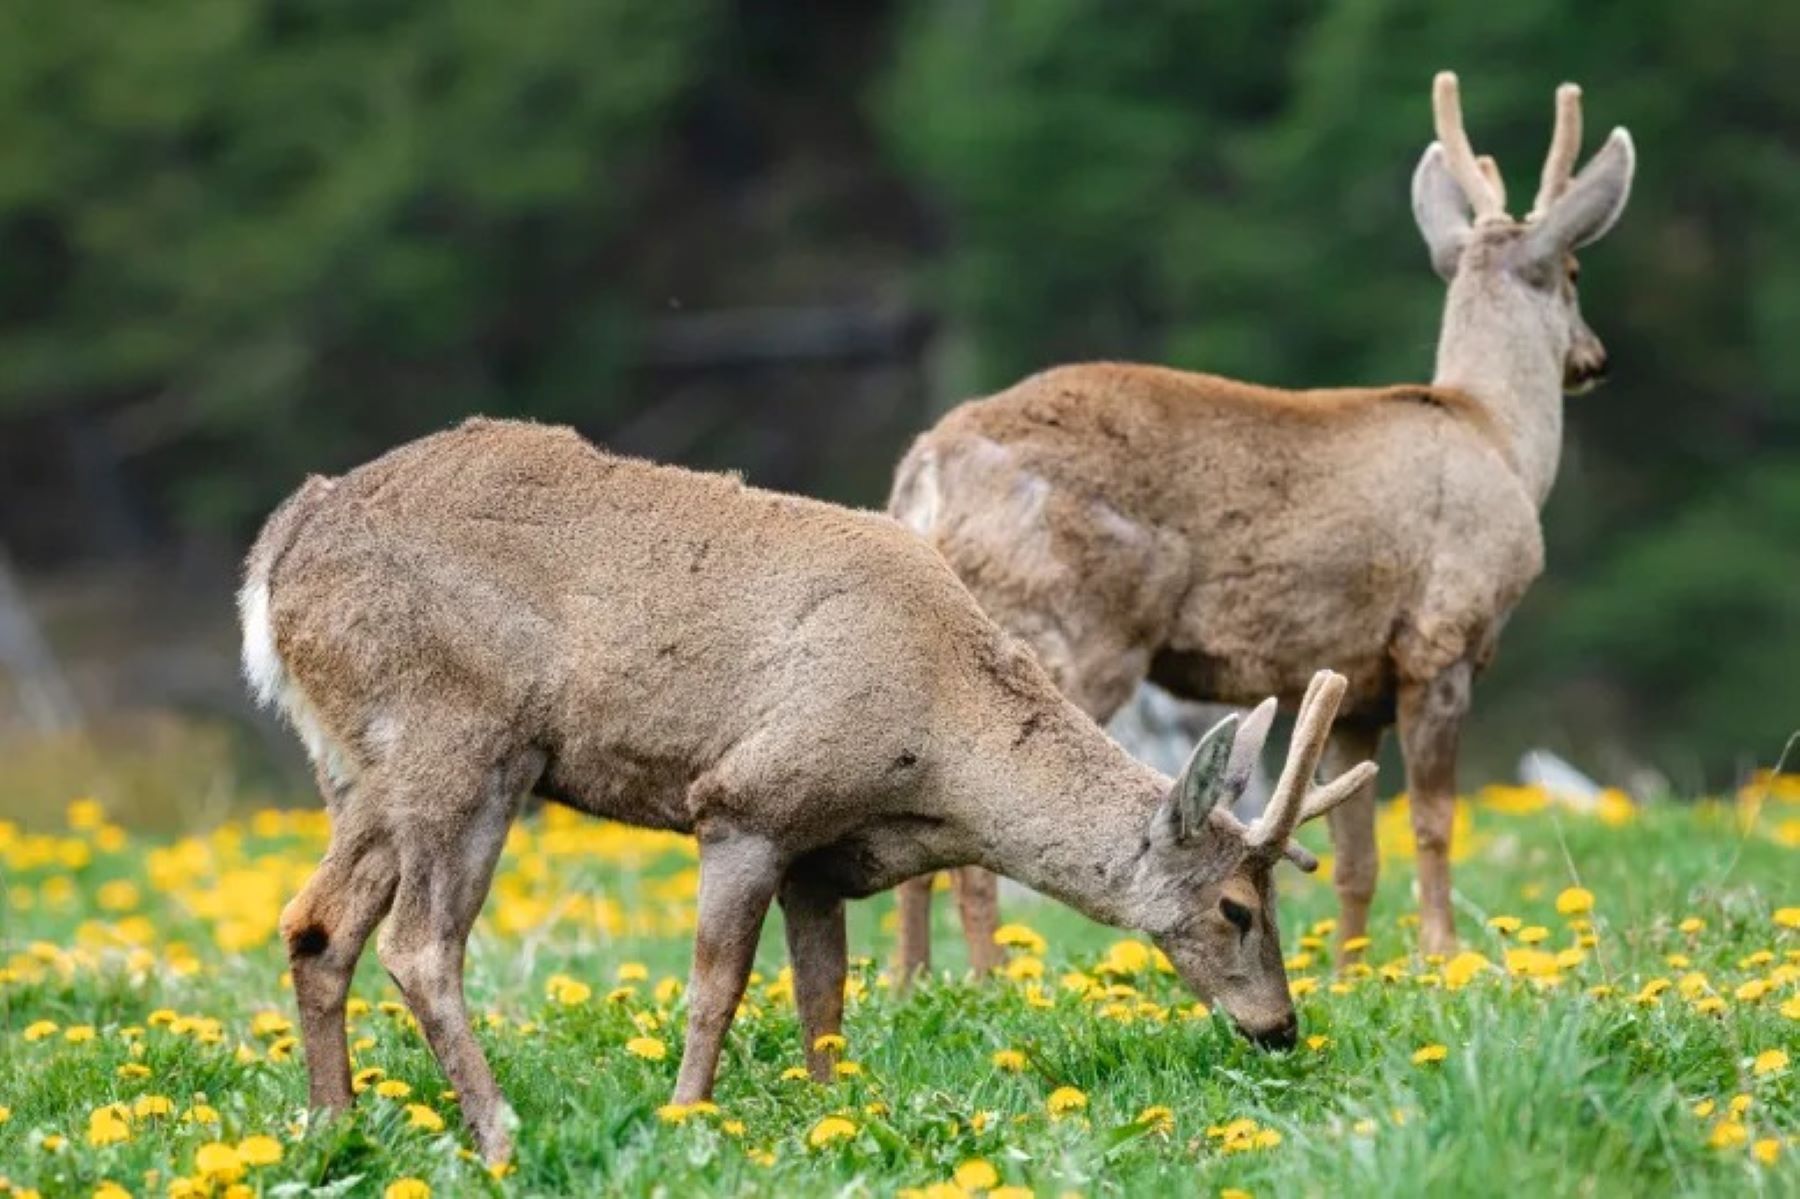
[891,72,1636,965]
[242,417,1373,1162]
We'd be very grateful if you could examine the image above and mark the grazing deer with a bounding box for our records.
[891,71,1635,968]
[240,417,1374,1163]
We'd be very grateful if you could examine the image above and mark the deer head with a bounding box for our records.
[1413,72,1635,395]
[1135,670,1375,1048]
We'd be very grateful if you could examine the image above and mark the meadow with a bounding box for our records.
[1,779,1796,1198]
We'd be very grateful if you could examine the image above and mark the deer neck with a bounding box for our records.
[1431,273,1568,507]
[945,693,1173,932]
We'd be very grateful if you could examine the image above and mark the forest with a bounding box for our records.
[0,0,1795,789]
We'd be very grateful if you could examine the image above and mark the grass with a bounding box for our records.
[1,783,1796,1199]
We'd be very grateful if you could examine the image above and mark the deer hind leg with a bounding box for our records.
[894,873,934,987]
[950,867,1003,973]
[779,870,847,1083]
[281,807,398,1113]
[1397,663,1472,957]
[671,831,783,1104]
[1322,723,1384,964]
[375,748,539,1164]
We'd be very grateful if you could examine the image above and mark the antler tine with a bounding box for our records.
[1251,670,1346,848]
[1477,155,1507,213]
[1432,71,1504,220]
[1530,82,1584,219]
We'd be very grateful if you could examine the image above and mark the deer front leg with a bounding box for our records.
[1397,664,1472,957]
[280,816,398,1112]
[671,833,783,1104]
[779,872,847,1082]
[950,867,1004,974]
[894,873,934,987]
[1322,724,1383,963]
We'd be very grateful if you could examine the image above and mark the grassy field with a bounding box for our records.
[1,781,1796,1199]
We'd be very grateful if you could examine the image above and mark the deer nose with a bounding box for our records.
[1245,1014,1299,1051]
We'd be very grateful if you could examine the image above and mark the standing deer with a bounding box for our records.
[891,71,1634,969]
[240,417,1373,1163]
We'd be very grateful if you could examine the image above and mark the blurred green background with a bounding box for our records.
[0,0,1795,822]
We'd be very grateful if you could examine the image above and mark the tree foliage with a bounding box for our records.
[886,0,1800,774]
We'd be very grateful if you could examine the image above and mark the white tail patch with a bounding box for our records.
[238,578,285,709]
[894,449,941,537]
[238,574,354,786]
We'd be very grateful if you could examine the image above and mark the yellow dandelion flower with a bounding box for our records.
[1517,926,1550,945]
[990,1189,1034,1199]
[1752,1138,1781,1165]
[1752,1049,1788,1076]
[807,1115,857,1148]
[374,1079,412,1099]
[1004,955,1044,982]
[406,1104,445,1132]
[1774,907,1800,930]
[617,962,650,982]
[991,1049,1027,1072]
[1692,996,1726,1016]
[1341,936,1372,953]
[1487,915,1522,935]
[352,1067,384,1093]
[0,1104,9,1123]
[183,1104,221,1125]
[1729,1094,1753,1115]
[23,1020,58,1042]
[195,1142,244,1183]
[1693,1099,1716,1118]
[1221,1191,1254,1199]
[1411,1044,1448,1065]
[722,1118,746,1136]
[237,1135,283,1166]
[87,1105,132,1146]
[250,1011,292,1038]
[993,924,1047,955]
[1443,951,1493,990]
[384,1180,431,1199]
[92,1184,131,1199]
[1678,916,1705,934]
[625,1036,667,1061]
[1136,1105,1175,1134]
[779,1066,810,1081]
[132,1095,173,1119]
[1046,1086,1087,1118]
[834,1061,863,1077]
[954,1159,1000,1190]
[1780,996,1800,1020]
[812,1034,847,1054]
[117,1063,152,1080]
[545,974,592,1006]
[1736,979,1771,1003]
[1305,1035,1331,1052]
[1555,887,1594,916]
[1708,1120,1748,1150]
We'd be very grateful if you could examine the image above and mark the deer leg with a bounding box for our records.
[1322,723,1383,963]
[281,812,398,1112]
[950,867,1003,974]
[671,832,783,1104]
[779,871,847,1083]
[1397,663,1472,957]
[376,755,530,1164]
[894,873,934,987]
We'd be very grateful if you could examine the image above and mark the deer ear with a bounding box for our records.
[1523,128,1634,262]
[1156,712,1240,845]
[1412,142,1471,280]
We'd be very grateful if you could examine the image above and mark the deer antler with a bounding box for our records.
[1530,83,1584,220]
[1433,71,1505,221]
[1248,670,1378,865]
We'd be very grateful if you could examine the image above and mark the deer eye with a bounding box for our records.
[1219,897,1254,935]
